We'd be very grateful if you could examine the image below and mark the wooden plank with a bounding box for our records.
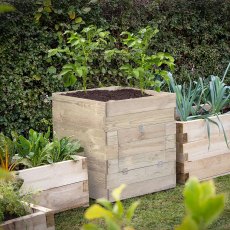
[166,135,176,149]
[105,108,175,131]
[106,131,118,145]
[108,174,176,201]
[184,152,230,173]
[119,136,165,158]
[106,92,175,116]
[1,210,55,230]
[53,99,105,130]
[19,158,88,192]
[166,122,176,135]
[53,126,107,160]
[35,181,89,213]
[118,123,166,145]
[88,184,109,200]
[107,161,175,188]
[108,148,176,173]
[183,135,230,161]
[88,170,107,188]
[176,113,230,142]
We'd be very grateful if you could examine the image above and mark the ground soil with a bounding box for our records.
[64,89,151,102]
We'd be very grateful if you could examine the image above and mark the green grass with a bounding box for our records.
[55,175,230,230]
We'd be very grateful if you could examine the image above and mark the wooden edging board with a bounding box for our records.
[176,113,230,183]
[18,155,89,213]
[0,204,55,230]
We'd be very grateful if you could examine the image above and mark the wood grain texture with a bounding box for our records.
[35,181,89,213]
[108,174,176,201]
[1,206,55,230]
[176,113,230,142]
[53,88,176,200]
[105,108,175,131]
[106,92,175,117]
[176,114,230,183]
[107,161,175,189]
[19,158,88,192]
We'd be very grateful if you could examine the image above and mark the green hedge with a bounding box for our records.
[0,0,229,135]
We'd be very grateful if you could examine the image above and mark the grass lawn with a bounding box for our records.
[55,175,230,230]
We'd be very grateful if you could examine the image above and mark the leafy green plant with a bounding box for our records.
[0,180,32,223]
[176,177,225,230]
[48,25,114,90]
[105,26,175,93]
[0,133,22,171]
[13,128,51,168]
[12,128,82,167]
[82,184,139,230]
[206,75,230,114]
[41,136,82,164]
[169,76,205,121]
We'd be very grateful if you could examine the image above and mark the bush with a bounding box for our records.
[0,0,229,135]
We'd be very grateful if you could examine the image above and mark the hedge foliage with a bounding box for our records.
[0,0,230,135]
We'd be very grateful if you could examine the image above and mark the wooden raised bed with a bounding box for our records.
[176,113,230,183]
[18,156,89,213]
[52,87,176,201]
[1,204,55,230]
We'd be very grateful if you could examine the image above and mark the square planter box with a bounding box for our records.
[52,87,176,201]
[18,156,89,213]
[1,204,55,230]
[176,113,230,183]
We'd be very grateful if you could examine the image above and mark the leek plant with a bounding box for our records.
[170,62,230,148]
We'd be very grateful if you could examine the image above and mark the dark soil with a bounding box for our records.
[64,89,151,102]
[4,213,21,221]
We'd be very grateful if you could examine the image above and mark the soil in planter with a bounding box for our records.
[4,213,22,222]
[64,89,151,102]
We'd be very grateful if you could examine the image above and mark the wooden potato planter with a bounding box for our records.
[52,87,176,201]
[18,156,89,213]
[1,204,55,230]
[176,113,230,183]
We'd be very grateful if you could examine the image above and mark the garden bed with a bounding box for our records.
[176,113,230,183]
[0,204,55,230]
[52,86,176,201]
[18,156,89,213]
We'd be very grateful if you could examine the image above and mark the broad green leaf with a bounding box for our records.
[63,74,76,87]
[112,184,126,201]
[126,201,140,221]
[84,204,114,220]
[176,216,199,230]
[75,17,83,23]
[201,195,225,228]
[0,4,15,13]
[97,198,113,210]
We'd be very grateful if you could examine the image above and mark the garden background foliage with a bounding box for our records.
[0,0,230,135]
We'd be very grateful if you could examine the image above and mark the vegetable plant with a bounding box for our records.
[41,136,82,164]
[14,128,51,168]
[48,25,114,90]
[12,128,82,168]
[176,177,225,230]
[0,133,21,171]
[105,26,175,92]
[83,184,139,230]
[0,180,33,223]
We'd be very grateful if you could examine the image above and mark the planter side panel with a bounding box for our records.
[176,113,230,183]
[1,210,55,230]
[19,157,89,212]
[53,89,176,200]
